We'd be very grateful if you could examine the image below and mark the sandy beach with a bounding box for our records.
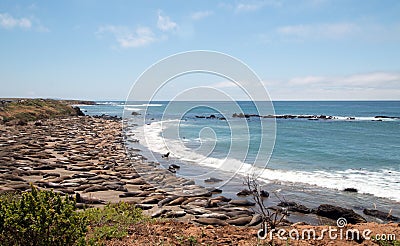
[0,112,398,245]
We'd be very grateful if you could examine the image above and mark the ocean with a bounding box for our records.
[78,101,400,220]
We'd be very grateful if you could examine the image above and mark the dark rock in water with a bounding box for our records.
[260,190,269,198]
[195,115,206,119]
[194,218,228,226]
[73,106,85,116]
[204,177,223,183]
[207,187,222,194]
[344,188,358,193]
[278,201,297,207]
[313,204,366,224]
[277,201,311,214]
[229,199,255,207]
[169,164,180,169]
[237,189,252,196]
[363,209,399,221]
[131,111,141,116]
[227,216,253,226]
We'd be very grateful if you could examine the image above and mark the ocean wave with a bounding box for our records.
[120,103,163,107]
[132,120,400,202]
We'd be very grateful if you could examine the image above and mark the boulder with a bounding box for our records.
[313,204,366,224]
[363,209,399,221]
[204,177,223,183]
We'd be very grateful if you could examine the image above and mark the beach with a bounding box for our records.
[1,101,399,245]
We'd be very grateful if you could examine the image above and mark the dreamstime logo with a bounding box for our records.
[122,51,276,195]
[257,217,396,241]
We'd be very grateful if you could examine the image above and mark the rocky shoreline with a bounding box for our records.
[0,116,398,231]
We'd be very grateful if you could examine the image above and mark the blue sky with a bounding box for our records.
[0,0,399,100]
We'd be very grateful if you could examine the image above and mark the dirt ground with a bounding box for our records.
[107,220,400,246]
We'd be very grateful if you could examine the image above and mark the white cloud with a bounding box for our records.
[287,72,400,88]
[157,10,177,31]
[97,25,156,48]
[0,13,31,29]
[268,72,400,100]
[191,10,213,20]
[277,22,359,39]
[228,1,282,13]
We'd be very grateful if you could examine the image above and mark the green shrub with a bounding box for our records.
[84,202,147,244]
[0,186,87,246]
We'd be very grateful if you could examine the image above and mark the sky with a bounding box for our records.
[0,0,399,101]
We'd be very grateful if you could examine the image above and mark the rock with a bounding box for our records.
[344,188,358,193]
[237,189,252,196]
[313,204,366,224]
[207,187,223,194]
[247,214,263,226]
[194,218,228,226]
[227,216,253,226]
[229,199,255,207]
[169,164,180,169]
[277,201,310,214]
[260,190,269,198]
[73,106,85,116]
[363,209,399,221]
[204,177,223,183]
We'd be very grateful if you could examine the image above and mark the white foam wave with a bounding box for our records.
[120,103,163,107]
[124,107,143,111]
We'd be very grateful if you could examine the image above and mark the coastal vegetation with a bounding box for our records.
[0,187,148,246]
[0,98,88,124]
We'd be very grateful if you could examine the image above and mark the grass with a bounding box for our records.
[83,202,150,245]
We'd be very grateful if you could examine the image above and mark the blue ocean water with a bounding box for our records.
[79,101,400,204]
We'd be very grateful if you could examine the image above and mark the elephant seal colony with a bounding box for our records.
[1,115,393,229]
[0,116,271,227]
